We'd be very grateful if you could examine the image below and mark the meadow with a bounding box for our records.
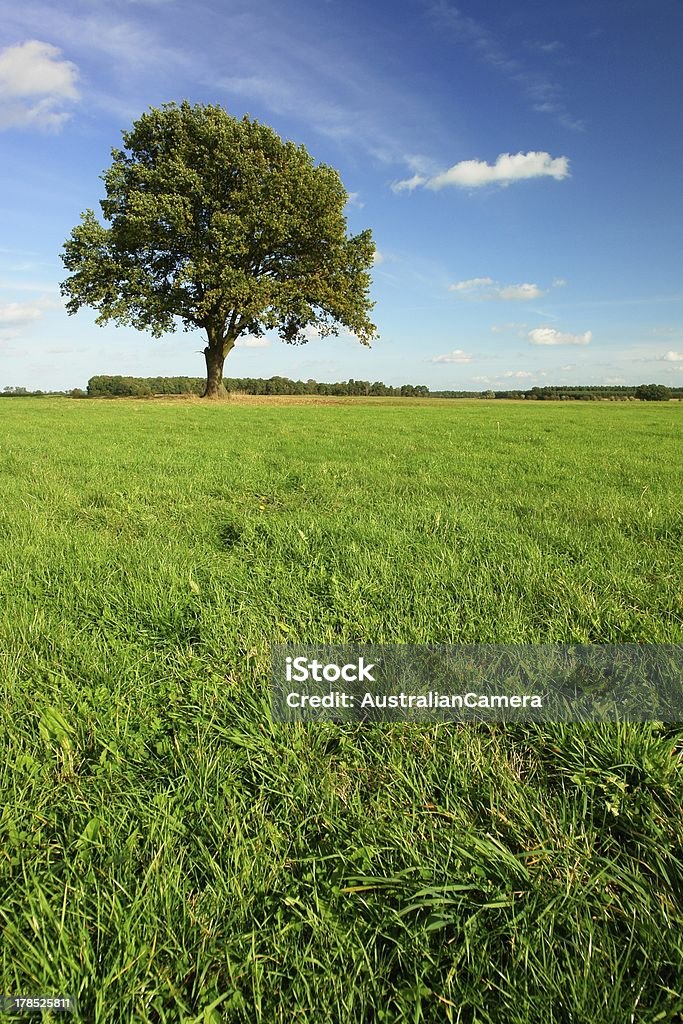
[0,396,681,1022]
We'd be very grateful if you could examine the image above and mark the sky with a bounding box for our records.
[0,0,682,391]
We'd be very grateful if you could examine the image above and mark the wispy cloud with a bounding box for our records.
[448,277,494,292]
[426,1,584,131]
[0,297,60,342]
[431,349,474,363]
[0,299,48,325]
[346,192,364,209]
[0,280,61,292]
[0,40,79,130]
[448,278,555,301]
[4,3,192,71]
[394,151,569,191]
[491,322,528,333]
[661,350,683,362]
[528,327,592,346]
[649,326,681,337]
[209,8,445,166]
[524,40,563,55]
[498,284,545,300]
[426,1,520,73]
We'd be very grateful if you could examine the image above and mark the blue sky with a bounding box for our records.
[1,0,682,391]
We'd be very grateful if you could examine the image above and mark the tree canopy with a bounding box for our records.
[60,101,377,397]
[634,384,672,401]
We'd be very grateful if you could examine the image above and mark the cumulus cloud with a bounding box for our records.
[449,278,544,301]
[394,151,569,192]
[0,40,79,130]
[372,250,385,265]
[431,349,474,364]
[528,327,592,346]
[661,350,683,362]
[503,370,534,379]
[0,41,78,99]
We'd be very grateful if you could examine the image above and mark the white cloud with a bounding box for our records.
[498,283,544,300]
[395,151,569,192]
[552,278,567,288]
[0,300,45,325]
[0,40,78,99]
[661,350,683,362]
[302,325,323,341]
[402,153,439,175]
[503,370,534,379]
[235,336,271,348]
[346,192,364,209]
[448,277,493,292]
[528,327,592,346]
[0,40,79,130]
[0,280,60,292]
[491,322,528,333]
[391,173,427,193]
[431,349,473,364]
[372,250,385,265]
[449,278,544,300]
[525,40,563,54]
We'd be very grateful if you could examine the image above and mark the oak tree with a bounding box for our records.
[60,101,377,397]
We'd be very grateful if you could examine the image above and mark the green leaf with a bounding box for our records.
[38,707,74,751]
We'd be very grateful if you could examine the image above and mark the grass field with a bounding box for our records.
[0,396,682,1022]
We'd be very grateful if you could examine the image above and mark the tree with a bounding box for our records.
[635,383,671,402]
[60,101,378,398]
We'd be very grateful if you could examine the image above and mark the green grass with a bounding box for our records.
[0,396,682,1022]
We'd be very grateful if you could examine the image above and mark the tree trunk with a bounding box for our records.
[203,344,227,399]
[202,325,237,399]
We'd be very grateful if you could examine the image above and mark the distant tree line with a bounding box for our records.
[433,384,681,401]
[1,386,77,398]
[83,375,431,397]
[2,380,680,401]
